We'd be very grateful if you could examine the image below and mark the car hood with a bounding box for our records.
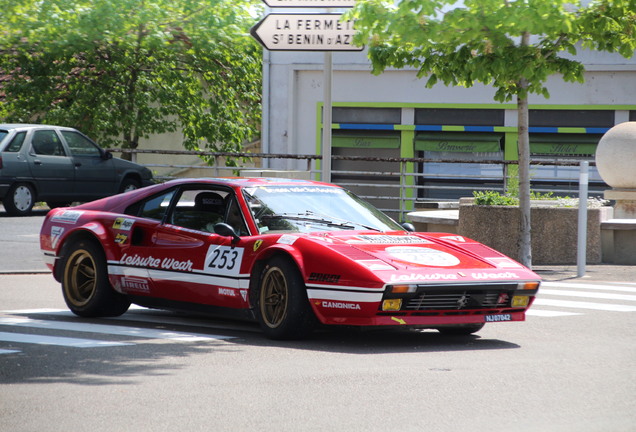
[304,231,539,284]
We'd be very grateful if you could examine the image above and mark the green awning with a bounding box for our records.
[415,133,502,153]
[530,134,599,156]
[332,134,400,149]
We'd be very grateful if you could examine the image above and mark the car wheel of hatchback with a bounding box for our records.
[4,183,35,216]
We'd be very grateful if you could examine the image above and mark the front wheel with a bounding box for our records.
[60,239,130,317]
[4,183,35,216]
[255,256,316,340]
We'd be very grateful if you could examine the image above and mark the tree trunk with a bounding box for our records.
[517,89,532,267]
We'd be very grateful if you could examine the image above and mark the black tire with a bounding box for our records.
[255,255,316,340]
[436,323,485,336]
[4,183,35,216]
[60,239,130,317]
[119,177,141,193]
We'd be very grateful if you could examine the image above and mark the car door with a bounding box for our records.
[125,186,251,309]
[60,130,117,199]
[26,129,76,199]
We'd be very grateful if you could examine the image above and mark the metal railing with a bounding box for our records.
[119,148,603,222]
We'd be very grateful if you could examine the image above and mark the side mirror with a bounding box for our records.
[214,222,240,243]
[401,222,416,232]
[101,150,113,160]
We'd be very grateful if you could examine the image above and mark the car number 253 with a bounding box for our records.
[204,245,244,276]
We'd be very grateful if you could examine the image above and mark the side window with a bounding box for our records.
[32,130,66,156]
[226,195,249,236]
[61,131,101,157]
[126,189,175,221]
[5,132,26,152]
[170,188,228,233]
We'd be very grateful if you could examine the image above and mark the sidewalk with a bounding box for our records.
[532,264,636,283]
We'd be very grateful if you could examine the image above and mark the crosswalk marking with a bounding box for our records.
[0,317,232,342]
[539,289,636,302]
[533,298,636,312]
[0,331,133,348]
[541,281,636,293]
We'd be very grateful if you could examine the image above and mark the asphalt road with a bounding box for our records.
[1,210,635,431]
[1,273,635,432]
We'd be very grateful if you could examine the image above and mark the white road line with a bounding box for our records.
[533,299,636,312]
[0,332,132,348]
[526,309,581,317]
[0,348,21,355]
[541,281,636,293]
[539,289,636,302]
[0,317,232,341]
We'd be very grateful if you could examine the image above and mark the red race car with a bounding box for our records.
[40,177,540,339]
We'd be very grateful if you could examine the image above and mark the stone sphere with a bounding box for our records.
[596,122,636,189]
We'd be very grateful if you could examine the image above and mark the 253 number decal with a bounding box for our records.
[204,245,244,276]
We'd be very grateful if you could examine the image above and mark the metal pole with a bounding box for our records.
[321,51,333,183]
[577,161,589,277]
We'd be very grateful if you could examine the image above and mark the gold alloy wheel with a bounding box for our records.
[260,266,289,328]
[64,249,98,307]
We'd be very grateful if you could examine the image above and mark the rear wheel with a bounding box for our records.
[4,183,35,216]
[61,239,130,317]
[436,323,485,335]
[255,256,315,340]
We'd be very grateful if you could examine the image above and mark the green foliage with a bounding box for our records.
[347,0,635,102]
[473,190,519,206]
[0,0,262,158]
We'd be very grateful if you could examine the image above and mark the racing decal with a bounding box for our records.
[113,217,135,231]
[120,276,150,292]
[348,235,430,245]
[306,287,383,303]
[240,290,248,301]
[487,257,524,269]
[120,253,194,272]
[114,233,128,244]
[390,273,459,282]
[308,273,341,283]
[440,235,466,242]
[253,239,263,251]
[485,314,512,322]
[471,272,520,280]
[319,301,361,310]
[50,210,83,224]
[391,317,407,325]
[218,288,236,297]
[386,246,460,267]
[50,226,65,249]
[277,234,298,245]
[203,245,244,276]
[356,259,395,271]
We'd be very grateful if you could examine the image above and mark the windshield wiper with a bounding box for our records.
[261,211,381,231]
[260,213,357,229]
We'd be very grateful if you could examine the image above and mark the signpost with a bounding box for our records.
[252,1,360,182]
[250,14,362,52]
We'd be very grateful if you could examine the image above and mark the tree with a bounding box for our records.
[0,0,262,160]
[347,0,635,267]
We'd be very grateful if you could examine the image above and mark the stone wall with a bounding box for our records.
[458,205,613,265]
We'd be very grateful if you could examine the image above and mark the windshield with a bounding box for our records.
[243,185,403,234]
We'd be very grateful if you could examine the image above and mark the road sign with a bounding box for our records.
[250,13,363,51]
[262,0,356,7]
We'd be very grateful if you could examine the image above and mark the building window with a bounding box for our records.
[331,107,401,124]
[529,110,614,128]
[415,108,504,126]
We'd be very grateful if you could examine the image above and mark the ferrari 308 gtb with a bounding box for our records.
[40,177,540,339]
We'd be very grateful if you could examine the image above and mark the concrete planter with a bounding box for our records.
[458,202,613,265]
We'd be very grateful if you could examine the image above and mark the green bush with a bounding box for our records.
[473,190,519,206]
